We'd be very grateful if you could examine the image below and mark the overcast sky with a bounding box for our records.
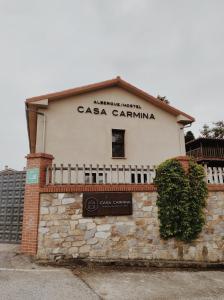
[0,0,223,170]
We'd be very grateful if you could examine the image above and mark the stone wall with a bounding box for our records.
[37,191,224,262]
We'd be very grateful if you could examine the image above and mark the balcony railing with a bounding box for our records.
[187,147,224,159]
[46,164,157,185]
[45,164,224,185]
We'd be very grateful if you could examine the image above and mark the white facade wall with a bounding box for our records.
[35,87,186,166]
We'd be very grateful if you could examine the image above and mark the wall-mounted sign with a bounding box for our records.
[83,192,132,217]
[26,168,39,184]
[77,105,155,120]
[93,100,142,109]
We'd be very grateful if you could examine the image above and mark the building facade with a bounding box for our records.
[26,77,194,169]
[22,78,224,263]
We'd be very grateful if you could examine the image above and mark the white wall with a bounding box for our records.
[36,87,185,166]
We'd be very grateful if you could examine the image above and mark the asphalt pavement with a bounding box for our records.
[1,244,224,300]
[0,244,99,300]
[78,266,224,300]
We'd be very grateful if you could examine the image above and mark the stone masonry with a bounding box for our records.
[37,191,224,262]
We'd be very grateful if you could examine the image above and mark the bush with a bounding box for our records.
[154,159,207,242]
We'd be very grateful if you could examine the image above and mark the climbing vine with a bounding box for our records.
[154,159,208,242]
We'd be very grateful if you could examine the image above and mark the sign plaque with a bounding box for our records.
[26,168,39,184]
[83,192,132,217]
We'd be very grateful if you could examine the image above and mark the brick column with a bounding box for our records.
[175,156,190,173]
[21,153,54,255]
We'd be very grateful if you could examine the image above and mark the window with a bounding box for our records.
[112,129,125,158]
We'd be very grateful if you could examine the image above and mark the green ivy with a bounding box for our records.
[154,159,208,242]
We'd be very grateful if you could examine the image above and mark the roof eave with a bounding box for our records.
[25,77,194,122]
[177,118,195,125]
[25,77,195,149]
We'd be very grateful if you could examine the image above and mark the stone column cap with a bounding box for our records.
[26,153,54,160]
[173,155,191,161]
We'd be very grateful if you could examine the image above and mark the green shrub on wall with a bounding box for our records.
[154,159,208,242]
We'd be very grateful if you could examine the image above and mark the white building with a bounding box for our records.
[25,77,194,183]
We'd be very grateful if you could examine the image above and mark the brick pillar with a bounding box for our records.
[21,153,54,255]
[175,156,190,173]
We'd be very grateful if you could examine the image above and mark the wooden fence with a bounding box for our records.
[187,147,224,159]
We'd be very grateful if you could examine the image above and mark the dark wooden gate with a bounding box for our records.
[0,169,26,243]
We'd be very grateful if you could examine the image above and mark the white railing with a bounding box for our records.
[45,163,224,185]
[46,164,157,185]
[204,165,224,184]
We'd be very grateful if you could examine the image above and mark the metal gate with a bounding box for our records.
[0,169,26,243]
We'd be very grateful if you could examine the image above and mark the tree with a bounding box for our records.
[200,124,211,138]
[211,121,224,138]
[157,95,170,105]
[185,131,195,143]
[200,121,224,138]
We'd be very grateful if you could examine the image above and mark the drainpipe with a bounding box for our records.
[42,112,46,153]
[26,108,46,153]
[180,123,192,155]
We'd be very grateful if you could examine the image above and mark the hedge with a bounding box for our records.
[154,159,208,242]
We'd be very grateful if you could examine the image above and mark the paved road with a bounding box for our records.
[1,244,224,300]
[0,244,99,300]
[79,266,224,300]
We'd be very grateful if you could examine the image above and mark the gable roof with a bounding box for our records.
[26,76,194,121]
[25,77,195,152]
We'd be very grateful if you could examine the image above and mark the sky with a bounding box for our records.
[0,0,223,170]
